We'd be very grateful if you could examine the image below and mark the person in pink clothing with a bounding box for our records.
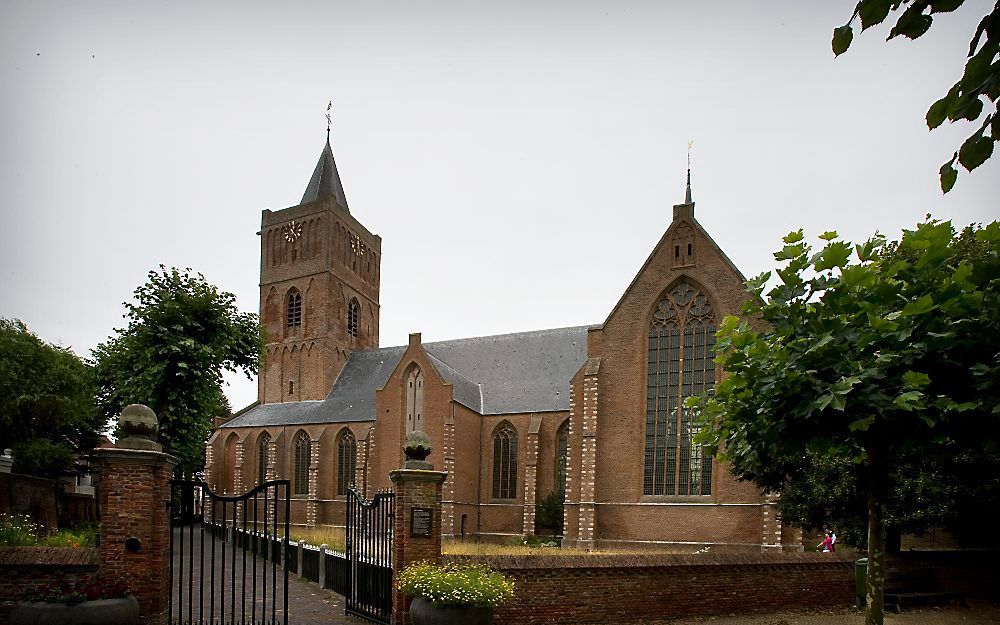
[817,530,834,553]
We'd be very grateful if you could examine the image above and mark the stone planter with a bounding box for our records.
[409,596,492,625]
[10,595,139,625]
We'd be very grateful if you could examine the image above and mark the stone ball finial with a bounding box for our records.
[403,430,433,470]
[117,404,162,451]
[121,404,158,440]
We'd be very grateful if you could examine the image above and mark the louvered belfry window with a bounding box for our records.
[643,282,716,496]
[287,290,302,328]
[258,433,271,485]
[492,423,518,499]
[337,429,357,496]
[293,432,311,496]
[347,298,359,337]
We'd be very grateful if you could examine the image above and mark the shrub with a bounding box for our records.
[397,562,514,607]
[534,490,563,536]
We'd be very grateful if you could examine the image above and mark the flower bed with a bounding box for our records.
[398,562,514,607]
[0,513,96,548]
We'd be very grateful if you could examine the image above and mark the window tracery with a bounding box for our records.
[644,281,715,496]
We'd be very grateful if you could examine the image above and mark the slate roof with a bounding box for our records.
[300,138,350,210]
[222,325,592,429]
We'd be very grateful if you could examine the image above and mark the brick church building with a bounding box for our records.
[204,133,800,551]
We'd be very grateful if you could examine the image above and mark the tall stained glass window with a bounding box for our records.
[643,281,716,496]
[293,431,311,496]
[492,423,518,499]
[337,429,357,496]
[258,433,271,485]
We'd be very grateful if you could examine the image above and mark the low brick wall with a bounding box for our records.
[0,547,98,624]
[887,551,1000,601]
[444,552,854,625]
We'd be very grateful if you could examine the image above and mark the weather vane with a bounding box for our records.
[687,140,694,168]
[326,100,333,139]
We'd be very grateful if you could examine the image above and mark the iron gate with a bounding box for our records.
[169,479,290,625]
[345,487,394,624]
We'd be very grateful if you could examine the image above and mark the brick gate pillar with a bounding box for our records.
[94,404,178,625]
[390,431,447,625]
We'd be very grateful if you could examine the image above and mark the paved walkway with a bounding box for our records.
[170,525,366,625]
[657,604,1000,625]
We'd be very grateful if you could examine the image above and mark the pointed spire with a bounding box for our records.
[301,102,349,210]
[684,140,693,204]
[672,141,695,222]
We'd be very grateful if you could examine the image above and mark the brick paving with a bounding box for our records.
[170,526,366,625]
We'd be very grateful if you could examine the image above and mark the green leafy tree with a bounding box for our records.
[0,319,104,479]
[833,1,1000,192]
[92,267,260,477]
[775,440,1000,550]
[691,220,999,625]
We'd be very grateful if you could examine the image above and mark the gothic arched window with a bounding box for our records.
[337,428,357,496]
[347,298,359,337]
[556,420,569,499]
[287,289,302,329]
[405,367,424,434]
[643,281,716,496]
[258,433,271,485]
[293,431,311,496]
[492,423,518,500]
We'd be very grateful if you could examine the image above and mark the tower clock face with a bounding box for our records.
[350,233,365,256]
[283,220,302,242]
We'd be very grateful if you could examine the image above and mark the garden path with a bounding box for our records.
[170,526,365,625]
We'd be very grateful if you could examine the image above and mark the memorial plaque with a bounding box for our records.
[410,507,432,537]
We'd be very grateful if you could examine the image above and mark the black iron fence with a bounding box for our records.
[207,522,352,596]
[168,479,290,625]
[170,484,395,625]
[346,488,394,624]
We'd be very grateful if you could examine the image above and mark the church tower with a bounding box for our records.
[258,132,381,404]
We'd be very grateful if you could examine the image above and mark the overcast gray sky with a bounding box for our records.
[1,1,996,411]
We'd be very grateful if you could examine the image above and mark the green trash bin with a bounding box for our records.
[855,558,868,608]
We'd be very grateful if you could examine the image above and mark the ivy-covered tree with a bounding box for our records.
[92,267,260,477]
[691,220,999,625]
[0,318,104,479]
[832,1,1000,192]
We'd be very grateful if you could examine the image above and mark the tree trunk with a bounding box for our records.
[865,441,888,625]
